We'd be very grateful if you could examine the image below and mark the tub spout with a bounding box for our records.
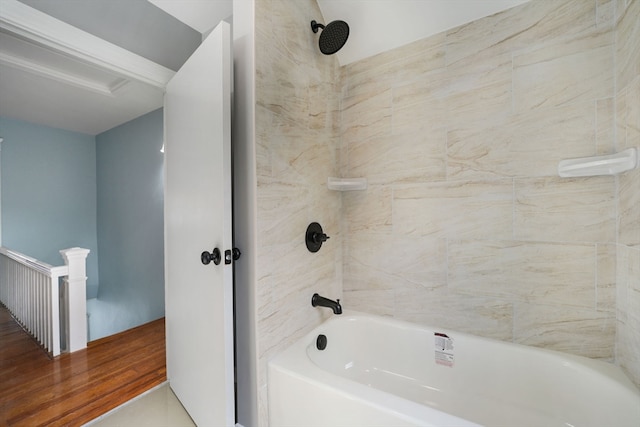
[312,293,342,315]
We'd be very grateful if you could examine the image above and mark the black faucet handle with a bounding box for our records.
[306,223,329,253]
[312,232,330,244]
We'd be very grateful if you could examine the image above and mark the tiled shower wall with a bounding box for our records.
[615,0,640,386]
[253,2,639,422]
[254,0,341,424]
[341,0,632,367]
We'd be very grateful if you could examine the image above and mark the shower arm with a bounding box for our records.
[311,20,325,33]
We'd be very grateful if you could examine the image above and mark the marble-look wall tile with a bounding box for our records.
[343,289,395,316]
[616,246,640,384]
[256,239,338,319]
[343,185,392,233]
[445,49,512,128]
[254,0,341,424]
[341,74,391,115]
[344,233,446,291]
[445,0,596,66]
[514,303,615,360]
[256,178,313,247]
[597,0,616,28]
[393,84,448,133]
[617,78,640,249]
[255,106,274,178]
[617,76,640,150]
[309,82,341,132]
[615,0,630,22]
[447,240,597,309]
[252,1,639,422]
[347,130,446,185]
[256,82,309,131]
[392,67,448,109]
[616,83,627,148]
[512,27,614,113]
[629,77,640,148]
[514,176,616,243]
[393,181,513,239]
[597,98,616,154]
[343,33,446,100]
[615,0,640,388]
[270,133,338,187]
[447,102,596,179]
[398,296,514,341]
[615,0,640,91]
[616,245,631,325]
[338,0,627,368]
[597,244,617,313]
[392,281,449,313]
[619,167,640,247]
[341,89,392,144]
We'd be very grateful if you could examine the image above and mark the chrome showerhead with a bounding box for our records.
[311,20,349,55]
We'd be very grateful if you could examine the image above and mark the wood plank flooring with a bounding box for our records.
[0,305,166,427]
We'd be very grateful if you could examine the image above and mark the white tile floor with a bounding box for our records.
[84,383,195,427]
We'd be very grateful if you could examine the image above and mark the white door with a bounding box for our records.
[164,21,234,426]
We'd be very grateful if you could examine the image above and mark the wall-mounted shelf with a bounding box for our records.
[327,177,367,191]
[558,148,637,178]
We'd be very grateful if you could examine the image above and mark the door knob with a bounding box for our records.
[201,248,221,265]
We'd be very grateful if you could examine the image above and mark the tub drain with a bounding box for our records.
[316,334,327,350]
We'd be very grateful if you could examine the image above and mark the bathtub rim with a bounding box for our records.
[269,311,640,409]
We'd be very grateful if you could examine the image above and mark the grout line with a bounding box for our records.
[445,237,449,292]
[512,178,516,241]
[595,243,599,311]
[511,51,515,115]
[512,301,516,344]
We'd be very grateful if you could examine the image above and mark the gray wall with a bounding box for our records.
[89,108,164,340]
[0,110,165,341]
[0,116,99,291]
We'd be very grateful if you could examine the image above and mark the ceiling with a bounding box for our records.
[0,0,528,136]
[317,0,530,65]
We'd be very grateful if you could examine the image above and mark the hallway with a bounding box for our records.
[0,304,166,426]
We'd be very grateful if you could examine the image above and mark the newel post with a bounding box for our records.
[60,247,90,352]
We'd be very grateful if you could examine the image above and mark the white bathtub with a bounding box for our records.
[268,312,640,427]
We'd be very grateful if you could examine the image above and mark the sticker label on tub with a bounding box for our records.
[434,332,454,367]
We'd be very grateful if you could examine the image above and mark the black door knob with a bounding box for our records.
[201,248,221,265]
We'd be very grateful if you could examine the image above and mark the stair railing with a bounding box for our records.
[0,247,90,356]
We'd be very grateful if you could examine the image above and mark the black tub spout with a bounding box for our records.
[312,293,342,315]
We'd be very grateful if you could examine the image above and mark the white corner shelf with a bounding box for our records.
[558,148,637,178]
[327,177,367,191]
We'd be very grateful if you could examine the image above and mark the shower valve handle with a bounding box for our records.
[306,222,329,253]
[312,232,330,243]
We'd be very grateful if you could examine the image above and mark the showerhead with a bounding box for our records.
[311,20,349,55]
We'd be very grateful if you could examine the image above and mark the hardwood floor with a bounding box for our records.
[0,305,167,427]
